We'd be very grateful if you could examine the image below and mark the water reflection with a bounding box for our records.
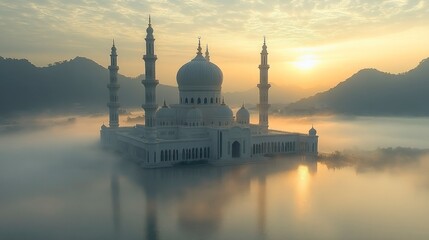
[296,165,310,218]
[256,176,266,239]
[110,171,121,239]
[112,156,317,240]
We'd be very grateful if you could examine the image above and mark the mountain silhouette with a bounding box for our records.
[283,58,429,116]
[4,55,426,117]
[0,56,307,116]
[0,56,178,116]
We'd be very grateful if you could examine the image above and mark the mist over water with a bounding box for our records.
[265,114,429,152]
[1,113,429,240]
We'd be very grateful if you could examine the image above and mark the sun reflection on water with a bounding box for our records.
[295,165,310,218]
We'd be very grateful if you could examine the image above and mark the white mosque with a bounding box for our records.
[100,18,318,168]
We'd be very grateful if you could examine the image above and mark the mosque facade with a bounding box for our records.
[100,18,318,168]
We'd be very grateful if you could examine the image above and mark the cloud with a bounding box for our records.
[0,0,428,81]
[1,0,427,44]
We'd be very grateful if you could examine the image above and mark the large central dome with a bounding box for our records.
[176,43,223,91]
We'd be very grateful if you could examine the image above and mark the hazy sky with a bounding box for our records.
[1,0,429,92]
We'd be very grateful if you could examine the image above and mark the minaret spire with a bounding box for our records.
[108,40,120,128]
[205,44,210,61]
[257,37,271,131]
[142,16,159,140]
[196,37,202,56]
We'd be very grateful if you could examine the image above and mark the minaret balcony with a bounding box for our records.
[108,65,119,70]
[143,55,158,60]
[257,83,271,89]
[142,79,159,86]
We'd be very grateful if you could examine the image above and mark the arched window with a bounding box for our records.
[216,98,218,103]
[204,98,208,104]
[185,98,188,104]
[210,98,214,104]
[197,98,201,104]
[191,98,194,104]
[161,150,164,161]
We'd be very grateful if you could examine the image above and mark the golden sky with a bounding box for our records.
[1,0,429,92]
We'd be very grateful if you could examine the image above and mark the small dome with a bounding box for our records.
[176,44,223,91]
[214,103,233,120]
[186,107,203,122]
[309,126,317,136]
[156,102,175,119]
[236,104,250,124]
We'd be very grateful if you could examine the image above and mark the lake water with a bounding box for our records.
[0,114,429,240]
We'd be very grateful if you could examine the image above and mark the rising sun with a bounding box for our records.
[293,55,318,70]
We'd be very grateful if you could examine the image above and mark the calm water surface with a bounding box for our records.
[0,114,428,240]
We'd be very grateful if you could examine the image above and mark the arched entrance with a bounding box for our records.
[232,141,241,158]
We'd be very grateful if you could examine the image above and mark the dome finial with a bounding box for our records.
[261,36,267,52]
[196,37,202,55]
[205,44,210,61]
[149,14,151,26]
[309,125,317,136]
[112,39,115,47]
[163,99,167,107]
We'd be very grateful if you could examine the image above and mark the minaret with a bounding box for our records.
[142,16,159,139]
[108,40,120,128]
[258,37,270,130]
[205,44,210,61]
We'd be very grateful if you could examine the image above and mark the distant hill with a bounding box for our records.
[0,56,307,116]
[283,58,429,116]
[0,56,178,116]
